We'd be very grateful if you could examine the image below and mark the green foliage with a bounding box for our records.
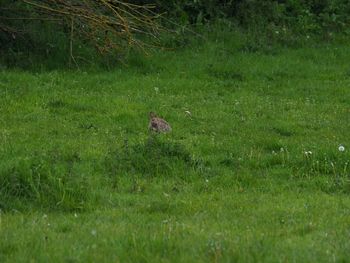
[150,0,350,34]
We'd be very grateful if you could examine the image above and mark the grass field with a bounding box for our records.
[1,31,350,262]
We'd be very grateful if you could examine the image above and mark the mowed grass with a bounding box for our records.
[1,33,350,262]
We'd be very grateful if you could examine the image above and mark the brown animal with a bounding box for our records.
[148,112,172,133]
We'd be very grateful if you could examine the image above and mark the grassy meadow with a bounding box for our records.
[1,29,350,262]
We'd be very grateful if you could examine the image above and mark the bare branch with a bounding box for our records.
[2,0,164,56]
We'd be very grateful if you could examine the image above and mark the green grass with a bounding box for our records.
[1,31,350,262]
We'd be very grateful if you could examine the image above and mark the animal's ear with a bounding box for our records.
[149,112,156,118]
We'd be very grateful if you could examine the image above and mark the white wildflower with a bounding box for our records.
[91,229,97,236]
[339,145,345,152]
[154,87,159,93]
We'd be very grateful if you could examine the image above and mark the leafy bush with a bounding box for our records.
[140,0,350,34]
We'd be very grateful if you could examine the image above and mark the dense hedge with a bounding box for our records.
[136,0,350,33]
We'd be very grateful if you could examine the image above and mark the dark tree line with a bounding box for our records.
[131,0,350,32]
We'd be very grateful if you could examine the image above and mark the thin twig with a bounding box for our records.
[69,17,80,70]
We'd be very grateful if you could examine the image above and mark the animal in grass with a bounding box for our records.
[148,112,172,133]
